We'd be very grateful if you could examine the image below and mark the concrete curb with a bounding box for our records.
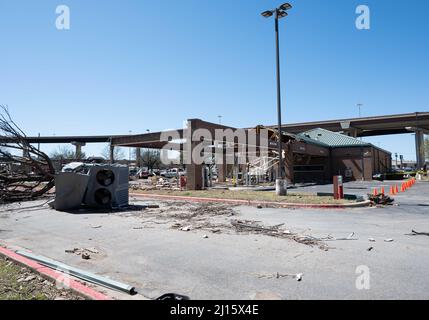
[0,245,112,300]
[130,193,372,209]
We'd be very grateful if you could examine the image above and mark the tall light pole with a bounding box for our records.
[262,2,292,196]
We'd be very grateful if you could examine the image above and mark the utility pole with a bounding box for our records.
[357,103,363,118]
[128,130,132,162]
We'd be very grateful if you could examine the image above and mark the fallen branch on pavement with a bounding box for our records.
[406,230,429,237]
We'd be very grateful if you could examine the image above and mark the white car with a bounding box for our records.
[161,168,185,178]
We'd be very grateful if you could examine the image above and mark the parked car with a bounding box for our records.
[139,170,155,179]
[161,168,185,178]
[372,169,413,181]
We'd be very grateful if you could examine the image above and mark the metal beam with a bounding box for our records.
[16,250,137,295]
[0,135,121,144]
[262,112,429,137]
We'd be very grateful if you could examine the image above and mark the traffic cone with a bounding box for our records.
[390,186,395,195]
[395,185,399,193]
[380,187,385,195]
[373,188,378,196]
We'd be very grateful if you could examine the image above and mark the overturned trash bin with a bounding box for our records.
[54,164,129,211]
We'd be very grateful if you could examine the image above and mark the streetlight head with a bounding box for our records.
[278,10,288,18]
[261,10,274,18]
[279,3,292,11]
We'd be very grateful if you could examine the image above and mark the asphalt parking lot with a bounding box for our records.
[1,181,429,300]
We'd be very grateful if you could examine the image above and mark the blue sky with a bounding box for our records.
[1,0,428,159]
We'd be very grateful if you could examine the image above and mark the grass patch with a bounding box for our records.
[134,189,353,204]
[0,256,83,300]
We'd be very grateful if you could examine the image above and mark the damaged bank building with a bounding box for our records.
[111,118,392,190]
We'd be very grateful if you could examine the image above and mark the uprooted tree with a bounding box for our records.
[0,105,55,203]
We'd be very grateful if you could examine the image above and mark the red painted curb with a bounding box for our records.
[130,193,371,209]
[0,246,112,300]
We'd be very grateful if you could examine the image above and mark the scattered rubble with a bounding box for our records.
[81,253,91,260]
[65,247,100,260]
[368,193,394,206]
[130,177,181,192]
[253,272,303,282]
[407,230,429,237]
[231,220,329,251]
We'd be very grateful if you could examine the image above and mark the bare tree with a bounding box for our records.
[0,105,55,203]
[50,146,86,160]
[139,149,161,172]
[101,145,125,161]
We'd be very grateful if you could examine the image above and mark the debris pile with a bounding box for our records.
[130,176,181,191]
[231,220,330,250]
[65,247,100,260]
[231,220,359,251]
[253,272,303,282]
[368,193,394,206]
[156,177,180,190]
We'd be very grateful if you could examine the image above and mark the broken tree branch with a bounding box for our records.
[0,105,55,203]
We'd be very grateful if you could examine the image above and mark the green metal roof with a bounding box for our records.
[292,132,330,147]
[298,128,370,148]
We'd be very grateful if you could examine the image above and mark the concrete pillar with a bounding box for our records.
[71,141,86,159]
[284,146,294,184]
[217,149,227,183]
[135,148,142,166]
[185,119,203,190]
[110,145,115,163]
[415,130,425,170]
[345,127,360,138]
[187,163,203,190]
